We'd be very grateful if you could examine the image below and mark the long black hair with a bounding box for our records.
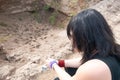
[67,9,120,63]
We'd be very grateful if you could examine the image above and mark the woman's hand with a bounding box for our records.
[46,58,58,69]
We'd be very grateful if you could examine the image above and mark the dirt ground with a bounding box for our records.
[0,10,77,80]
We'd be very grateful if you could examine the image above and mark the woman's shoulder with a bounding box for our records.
[73,59,111,80]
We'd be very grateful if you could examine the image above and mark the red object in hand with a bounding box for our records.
[58,60,65,67]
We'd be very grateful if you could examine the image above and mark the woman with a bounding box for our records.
[47,9,120,80]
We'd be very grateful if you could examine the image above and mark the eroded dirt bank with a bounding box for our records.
[0,0,120,80]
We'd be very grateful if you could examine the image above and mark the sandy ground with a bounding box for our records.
[0,11,74,80]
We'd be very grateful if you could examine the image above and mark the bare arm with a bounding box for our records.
[64,57,82,68]
[53,64,72,80]
[52,59,111,80]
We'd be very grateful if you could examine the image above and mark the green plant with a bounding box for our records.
[49,15,56,25]
[43,5,51,11]
[32,11,41,23]
[0,22,8,27]
[49,12,57,25]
